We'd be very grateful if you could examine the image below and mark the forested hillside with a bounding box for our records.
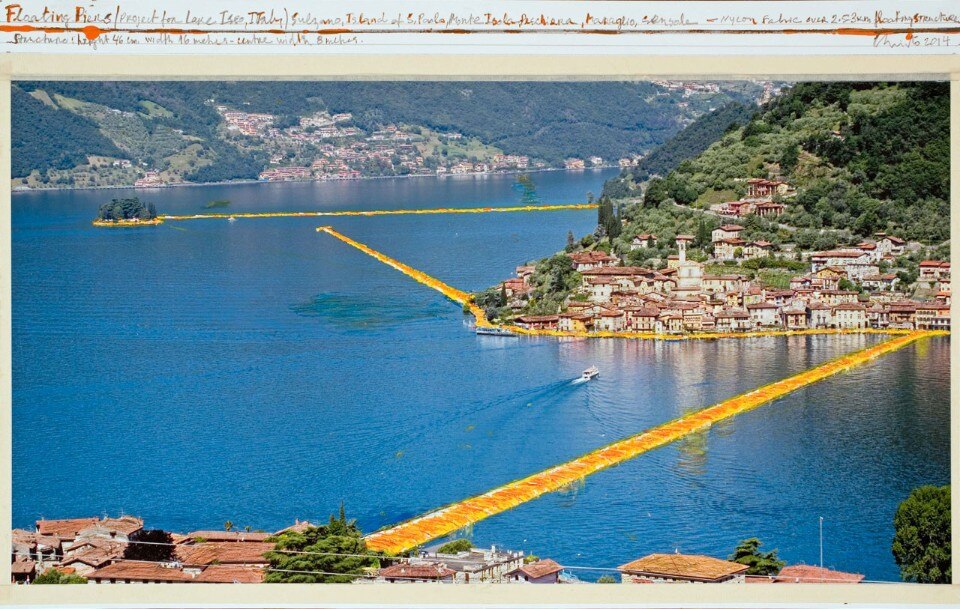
[12,87,122,178]
[12,81,762,187]
[626,82,950,243]
[602,101,757,198]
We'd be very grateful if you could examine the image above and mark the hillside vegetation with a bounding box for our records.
[633,82,949,243]
[603,101,757,198]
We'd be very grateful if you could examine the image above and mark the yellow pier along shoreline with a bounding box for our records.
[363,330,945,554]
[161,203,598,222]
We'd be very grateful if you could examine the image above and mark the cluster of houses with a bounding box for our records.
[133,170,165,188]
[210,105,576,183]
[218,108,275,136]
[563,157,609,170]
[12,516,276,584]
[711,178,794,218]
[502,228,950,335]
[651,81,723,96]
[11,516,866,586]
[9,517,564,586]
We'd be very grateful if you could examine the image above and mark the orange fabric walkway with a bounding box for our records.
[363,330,943,554]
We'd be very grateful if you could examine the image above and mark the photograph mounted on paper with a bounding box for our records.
[10,80,950,586]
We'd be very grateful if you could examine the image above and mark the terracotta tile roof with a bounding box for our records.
[36,518,98,538]
[12,529,36,549]
[833,302,866,311]
[175,542,274,566]
[379,563,456,580]
[97,516,143,535]
[11,557,36,575]
[717,309,750,319]
[513,559,563,579]
[919,260,950,268]
[35,535,63,550]
[618,553,748,582]
[580,266,652,277]
[62,549,120,569]
[184,530,273,543]
[774,565,864,584]
[569,251,617,264]
[193,564,266,583]
[719,224,744,231]
[63,539,126,568]
[87,562,197,582]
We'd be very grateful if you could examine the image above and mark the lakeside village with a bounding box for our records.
[132,107,627,188]
[11,515,865,585]
[483,178,950,335]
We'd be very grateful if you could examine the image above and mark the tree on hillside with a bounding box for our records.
[264,505,382,583]
[892,485,951,584]
[596,196,620,239]
[695,217,710,249]
[728,538,785,576]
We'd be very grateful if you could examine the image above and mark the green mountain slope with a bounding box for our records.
[11,87,122,179]
[631,82,949,243]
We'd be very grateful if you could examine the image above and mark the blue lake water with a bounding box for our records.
[12,169,950,582]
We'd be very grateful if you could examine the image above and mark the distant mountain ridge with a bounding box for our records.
[12,81,763,188]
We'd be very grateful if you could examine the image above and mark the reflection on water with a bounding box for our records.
[676,429,708,476]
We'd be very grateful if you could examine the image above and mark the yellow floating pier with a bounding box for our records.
[162,203,597,222]
[363,330,944,554]
[318,226,491,324]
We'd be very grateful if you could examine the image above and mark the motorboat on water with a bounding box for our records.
[581,366,599,381]
[475,326,518,337]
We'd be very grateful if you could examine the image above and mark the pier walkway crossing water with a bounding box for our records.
[361,331,943,554]
[313,225,948,554]
[160,203,598,222]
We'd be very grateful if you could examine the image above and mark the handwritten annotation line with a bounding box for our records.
[1,24,958,42]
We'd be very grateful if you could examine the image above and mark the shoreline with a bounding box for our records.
[11,166,619,196]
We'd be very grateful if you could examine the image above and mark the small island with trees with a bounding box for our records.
[92,197,162,227]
